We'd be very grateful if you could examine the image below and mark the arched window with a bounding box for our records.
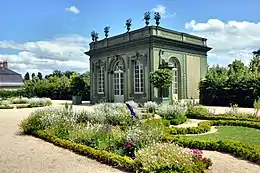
[98,66,104,94]
[114,61,124,96]
[133,60,144,93]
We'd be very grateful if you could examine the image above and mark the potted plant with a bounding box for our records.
[70,75,85,105]
[149,69,173,103]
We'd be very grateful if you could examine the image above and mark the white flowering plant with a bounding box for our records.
[156,102,188,125]
[143,101,158,113]
[135,143,212,172]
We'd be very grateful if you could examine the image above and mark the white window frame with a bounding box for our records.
[134,60,144,94]
[98,66,104,94]
[172,62,178,95]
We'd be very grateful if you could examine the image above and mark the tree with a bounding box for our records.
[37,72,43,80]
[63,71,75,78]
[31,73,35,79]
[149,69,173,99]
[249,56,260,75]
[24,72,30,81]
[70,75,86,96]
[82,71,90,86]
[52,70,63,77]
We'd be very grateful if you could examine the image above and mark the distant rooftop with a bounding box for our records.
[0,61,24,87]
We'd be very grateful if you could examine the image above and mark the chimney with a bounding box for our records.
[2,61,8,68]
[0,61,2,68]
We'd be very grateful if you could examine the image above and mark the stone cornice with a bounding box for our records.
[85,35,211,57]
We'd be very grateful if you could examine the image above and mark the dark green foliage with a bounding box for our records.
[31,73,35,79]
[70,75,86,96]
[199,58,260,107]
[24,72,30,81]
[37,72,43,80]
[169,114,187,125]
[0,70,90,101]
[149,69,173,98]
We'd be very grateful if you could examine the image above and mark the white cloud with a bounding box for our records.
[151,5,176,19]
[185,19,260,66]
[65,5,80,14]
[0,35,90,76]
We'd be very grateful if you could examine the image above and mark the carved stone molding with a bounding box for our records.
[129,93,147,99]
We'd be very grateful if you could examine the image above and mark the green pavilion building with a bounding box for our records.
[85,17,212,104]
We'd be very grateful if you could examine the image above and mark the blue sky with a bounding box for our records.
[0,0,259,75]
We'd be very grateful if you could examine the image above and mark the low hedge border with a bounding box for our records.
[163,136,260,165]
[168,120,260,135]
[186,112,260,122]
[0,104,50,109]
[31,130,136,172]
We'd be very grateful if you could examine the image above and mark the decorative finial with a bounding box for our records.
[125,18,132,32]
[94,32,99,41]
[91,31,96,42]
[144,12,151,26]
[104,26,110,38]
[154,12,161,27]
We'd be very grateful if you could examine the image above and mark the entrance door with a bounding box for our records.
[172,67,178,101]
[114,70,124,103]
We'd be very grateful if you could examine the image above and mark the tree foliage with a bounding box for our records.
[149,69,173,98]
[200,55,260,107]
[149,69,173,89]
[1,70,90,101]
[24,72,30,81]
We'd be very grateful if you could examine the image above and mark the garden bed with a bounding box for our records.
[19,102,212,173]
[19,101,260,172]
[0,97,52,109]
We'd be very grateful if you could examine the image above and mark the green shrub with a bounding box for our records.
[168,121,212,135]
[187,105,209,118]
[143,101,158,113]
[170,113,187,125]
[157,104,187,125]
[19,113,46,133]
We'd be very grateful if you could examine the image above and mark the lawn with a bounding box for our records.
[186,126,260,147]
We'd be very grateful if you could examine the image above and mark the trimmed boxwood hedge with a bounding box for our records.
[186,112,260,122]
[163,137,260,164]
[168,120,260,135]
[0,104,49,109]
[32,130,136,172]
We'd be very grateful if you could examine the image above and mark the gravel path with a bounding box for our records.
[203,151,260,173]
[0,107,124,173]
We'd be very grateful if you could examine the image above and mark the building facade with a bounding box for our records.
[85,26,211,104]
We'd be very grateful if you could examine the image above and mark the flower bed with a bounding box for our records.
[19,103,211,173]
[0,97,52,109]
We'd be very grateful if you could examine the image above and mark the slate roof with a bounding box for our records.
[0,68,24,87]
